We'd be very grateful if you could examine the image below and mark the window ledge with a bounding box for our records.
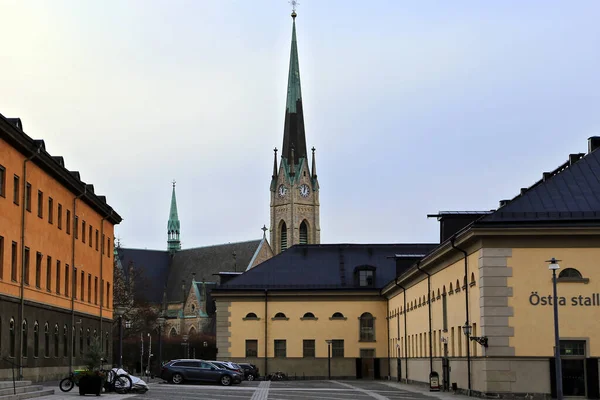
[300,317,318,321]
[359,340,376,343]
[329,317,347,321]
[557,277,589,284]
[243,317,260,321]
[469,282,476,287]
[271,317,289,321]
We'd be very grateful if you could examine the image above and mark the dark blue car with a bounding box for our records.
[160,359,242,386]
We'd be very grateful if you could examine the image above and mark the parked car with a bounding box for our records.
[239,363,259,381]
[159,359,242,386]
[207,360,244,377]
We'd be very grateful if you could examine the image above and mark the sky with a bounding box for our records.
[1,1,600,250]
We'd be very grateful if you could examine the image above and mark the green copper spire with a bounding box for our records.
[167,180,181,253]
[281,10,307,168]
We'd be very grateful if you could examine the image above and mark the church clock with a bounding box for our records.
[299,184,310,198]
[278,184,288,198]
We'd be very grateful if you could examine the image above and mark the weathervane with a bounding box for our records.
[289,0,299,17]
[172,179,176,188]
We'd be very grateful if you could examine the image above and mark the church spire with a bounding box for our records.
[167,180,181,253]
[281,9,307,168]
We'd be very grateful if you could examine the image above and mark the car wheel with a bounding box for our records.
[247,374,255,381]
[172,373,184,384]
[220,375,232,386]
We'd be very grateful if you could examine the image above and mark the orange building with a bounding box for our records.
[0,114,122,381]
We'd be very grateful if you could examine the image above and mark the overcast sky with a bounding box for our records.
[1,1,599,250]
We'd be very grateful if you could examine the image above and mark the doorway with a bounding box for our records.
[560,340,586,397]
[360,349,375,379]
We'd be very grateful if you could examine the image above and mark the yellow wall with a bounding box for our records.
[509,246,600,357]
[0,136,115,319]
[227,295,387,358]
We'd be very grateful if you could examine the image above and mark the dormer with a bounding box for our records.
[354,265,376,288]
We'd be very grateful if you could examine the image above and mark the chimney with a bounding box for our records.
[569,153,584,166]
[499,199,510,207]
[588,137,600,154]
[543,172,551,181]
[520,188,528,196]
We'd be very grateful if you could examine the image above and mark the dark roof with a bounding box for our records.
[116,248,171,304]
[166,240,263,301]
[0,113,121,224]
[481,145,600,224]
[216,243,438,291]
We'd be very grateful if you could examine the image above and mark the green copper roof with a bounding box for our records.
[286,18,302,114]
[167,181,181,252]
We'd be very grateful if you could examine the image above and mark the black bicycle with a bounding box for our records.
[59,359,132,393]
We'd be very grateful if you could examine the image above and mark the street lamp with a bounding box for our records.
[325,340,332,380]
[114,305,127,368]
[156,315,165,369]
[182,334,189,359]
[147,333,152,377]
[462,324,488,348]
[547,257,563,400]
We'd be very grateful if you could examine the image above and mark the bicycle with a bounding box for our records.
[59,359,132,394]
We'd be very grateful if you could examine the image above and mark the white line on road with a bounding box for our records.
[331,381,390,400]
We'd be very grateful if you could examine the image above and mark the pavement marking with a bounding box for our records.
[331,381,390,400]
[250,380,270,400]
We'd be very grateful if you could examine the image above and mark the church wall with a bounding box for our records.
[249,241,274,270]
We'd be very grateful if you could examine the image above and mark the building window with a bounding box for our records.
[65,264,69,297]
[63,326,68,357]
[558,268,588,283]
[54,325,59,357]
[33,322,39,358]
[88,225,92,247]
[301,312,317,320]
[74,216,79,239]
[359,312,375,342]
[274,340,286,358]
[9,318,15,357]
[243,312,259,320]
[95,230,99,250]
[105,333,109,357]
[13,175,19,205]
[101,234,105,254]
[48,197,53,224]
[22,319,28,357]
[87,274,91,303]
[280,222,287,252]
[442,291,448,332]
[82,221,86,243]
[11,242,17,282]
[73,267,77,299]
[94,277,98,305]
[358,269,375,287]
[35,252,42,288]
[272,312,288,320]
[0,235,4,280]
[330,312,346,320]
[86,328,90,348]
[80,270,84,300]
[44,323,49,357]
[560,340,586,356]
[332,339,344,357]
[66,210,71,234]
[0,164,5,197]
[299,220,308,244]
[56,260,61,294]
[303,339,315,357]
[25,182,31,212]
[79,328,83,355]
[37,190,43,218]
[24,247,30,285]
[107,237,111,258]
[58,204,62,229]
[46,256,52,291]
[106,282,110,308]
[245,340,258,357]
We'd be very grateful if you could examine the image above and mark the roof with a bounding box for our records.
[166,240,263,301]
[0,113,122,225]
[481,144,600,224]
[116,248,171,304]
[215,243,438,291]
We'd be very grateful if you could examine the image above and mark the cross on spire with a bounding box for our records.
[261,225,268,238]
[172,179,176,188]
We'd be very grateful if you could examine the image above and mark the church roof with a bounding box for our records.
[215,243,438,291]
[116,248,172,304]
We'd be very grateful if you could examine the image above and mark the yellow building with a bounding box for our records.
[0,114,122,381]
[214,137,600,399]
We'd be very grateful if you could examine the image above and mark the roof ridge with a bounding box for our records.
[119,247,168,253]
[180,238,263,251]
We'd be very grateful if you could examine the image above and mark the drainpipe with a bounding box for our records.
[18,144,42,377]
[386,300,391,380]
[416,261,433,376]
[394,278,409,383]
[70,186,87,373]
[99,210,113,356]
[264,289,268,376]
[450,236,471,395]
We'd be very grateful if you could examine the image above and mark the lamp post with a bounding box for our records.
[326,340,332,380]
[157,315,165,370]
[114,305,127,368]
[147,333,152,377]
[182,334,189,359]
[547,258,563,400]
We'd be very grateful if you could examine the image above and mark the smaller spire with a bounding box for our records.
[167,180,181,253]
[311,146,317,178]
[272,148,278,179]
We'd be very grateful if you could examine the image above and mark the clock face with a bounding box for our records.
[278,184,287,198]
[299,184,310,198]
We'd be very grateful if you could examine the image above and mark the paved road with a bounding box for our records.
[124,380,441,400]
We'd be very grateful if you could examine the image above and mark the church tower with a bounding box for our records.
[167,180,181,253]
[270,9,320,255]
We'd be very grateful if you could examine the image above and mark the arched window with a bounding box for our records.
[243,313,259,320]
[470,273,476,286]
[93,329,97,339]
[301,312,317,320]
[272,312,288,320]
[449,283,453,293]
[455,280,460,292]
[359,312,375,342]
[54,324,59,357]
[331,312,346,320]
[280,221,288,252]
[559,268,583,279]
[442,286,446,296]
[33,322,39,358]
[72,327,76,357]
[189,327,196,336]
[299,221,308,244]
[44,323,50,357]
[9,318,15,358]
[422,295,426,305]
[86,328,90,347]
[437,289,441,299]
[22,320,28,358]
[169,328,177,338]
[63,326,68,357]
[79,328,83,355]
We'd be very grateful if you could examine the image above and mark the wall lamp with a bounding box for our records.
[462,324,488,348]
